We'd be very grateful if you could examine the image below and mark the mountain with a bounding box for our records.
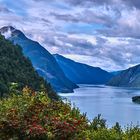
[0,26,78,93]
[107,64,140,87]
[0,34,58,100]
[53,54,113,84]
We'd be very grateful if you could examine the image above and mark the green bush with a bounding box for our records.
[0,87,87,140]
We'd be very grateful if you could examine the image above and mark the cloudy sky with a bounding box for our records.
[0,0,140,71]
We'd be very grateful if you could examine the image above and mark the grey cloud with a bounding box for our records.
[50,8,120,28]
[98,17,140,39]
[41,18,52,24]
[50,13,80,22]
[31,0,117,7]
[78,9,119,27]
[63,0,140,9]
[32,0,55,2]
[63,0,107,6]
[63,0,121,7]
[0,6,12,13]
[31,0,140,9]
[124,1,140,9]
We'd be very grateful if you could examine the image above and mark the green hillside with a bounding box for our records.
[0,35,58,100]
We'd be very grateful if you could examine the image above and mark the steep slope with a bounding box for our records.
[0,26,78,93]
[53,54,113,84]
[107,64,140,87]
[0,35,58,100]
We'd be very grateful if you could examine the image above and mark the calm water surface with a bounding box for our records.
[59,85,140,127]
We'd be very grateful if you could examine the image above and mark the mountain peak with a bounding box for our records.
[0,26,15,32]
[0,26,25,39]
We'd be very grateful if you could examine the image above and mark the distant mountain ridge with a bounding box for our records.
[53,54,113,84]
[107,64,140,87]
[0,26,78,93]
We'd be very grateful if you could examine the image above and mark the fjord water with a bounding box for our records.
[59,85,140,127]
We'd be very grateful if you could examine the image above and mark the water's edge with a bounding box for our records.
[59,84,140,127]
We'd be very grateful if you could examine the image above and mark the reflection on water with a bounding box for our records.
[59,85,140,127]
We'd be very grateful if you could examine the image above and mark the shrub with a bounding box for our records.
[0,87,87,140]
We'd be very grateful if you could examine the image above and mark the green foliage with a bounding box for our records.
[0,89,140,140]
[90,114,106,130]
[0,35,58,100]
[0,88,87,140]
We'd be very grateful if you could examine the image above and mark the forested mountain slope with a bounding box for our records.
[0,35,58,100]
